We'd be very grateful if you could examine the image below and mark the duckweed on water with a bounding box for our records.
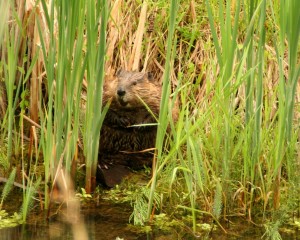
[0,210,23,229]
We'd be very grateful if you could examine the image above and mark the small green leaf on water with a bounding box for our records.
[293,220,300,228]
[196,223,213,232]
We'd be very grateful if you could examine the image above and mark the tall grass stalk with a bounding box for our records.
[0,2,44,221]
[38,0,56,208]
[253,0,266,212]
[0,1,9,44]
[242,0,267,214]
[273,0,300,210]
[147,0,180,219]
[3,21,19,166]
[206,0,242,214]
[84,0,109,193]
[0,0,9,121]
[39,0,87,207]
[1,2,35,164]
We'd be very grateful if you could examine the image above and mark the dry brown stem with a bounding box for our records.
[128,1,147,71]
[105,0,122,75]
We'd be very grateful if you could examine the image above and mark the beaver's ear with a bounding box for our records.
[146,71,154,81]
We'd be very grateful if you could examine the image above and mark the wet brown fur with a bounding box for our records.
[99,70,161,172]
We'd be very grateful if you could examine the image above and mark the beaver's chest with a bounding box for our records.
[99,108,157,153]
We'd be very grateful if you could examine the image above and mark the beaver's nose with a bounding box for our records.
[117,88,126,97]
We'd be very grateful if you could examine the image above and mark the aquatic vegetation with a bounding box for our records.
[263,220,283,240]
[75,188,92,201]
[0,210,23,229]
[0,168,16,209]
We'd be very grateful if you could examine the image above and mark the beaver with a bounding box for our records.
[98,69,163,187]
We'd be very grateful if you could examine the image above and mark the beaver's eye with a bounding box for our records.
[132,81,137,86]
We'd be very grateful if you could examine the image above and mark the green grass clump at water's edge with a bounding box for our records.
[146,0,299,236]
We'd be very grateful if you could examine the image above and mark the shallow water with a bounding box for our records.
[0,200,299,240]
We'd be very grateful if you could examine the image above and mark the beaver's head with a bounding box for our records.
[113,69,156,108]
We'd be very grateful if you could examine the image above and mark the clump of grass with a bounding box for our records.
[84,0,109,193]
[0,168,16,209]
[130,187,160,226]
[271,0,300,211]
[20,177,41,222]
[144,0,299,235]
